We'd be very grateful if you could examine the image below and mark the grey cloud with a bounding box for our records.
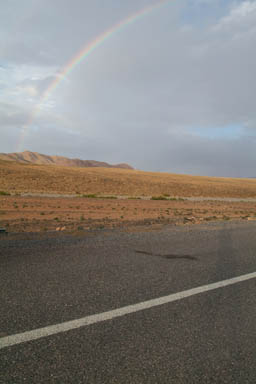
[19,76,59,96]
[58,2,256,131]
[1,0,256,176]
[0,103,30,127]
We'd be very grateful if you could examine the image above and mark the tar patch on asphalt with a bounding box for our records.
[135,250,198,261]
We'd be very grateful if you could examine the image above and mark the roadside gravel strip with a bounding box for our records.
[20,193,256,202]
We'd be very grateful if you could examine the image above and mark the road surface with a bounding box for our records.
[0,221,256,383]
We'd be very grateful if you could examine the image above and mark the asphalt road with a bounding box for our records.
[0,221,256,383]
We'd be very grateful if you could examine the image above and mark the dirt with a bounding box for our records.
[1,196,256,233]
[1,159,256,198]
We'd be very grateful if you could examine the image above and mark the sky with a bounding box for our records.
[0,0,256,177]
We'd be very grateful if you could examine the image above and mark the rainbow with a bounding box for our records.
[17,0,171,151]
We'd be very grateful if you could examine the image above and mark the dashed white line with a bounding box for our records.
[1,271,256,350]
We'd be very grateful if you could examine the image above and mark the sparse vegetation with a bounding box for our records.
[100,196,117,199]
[151,196,168,201]
[81,194,98,198]
[0,191,10,196]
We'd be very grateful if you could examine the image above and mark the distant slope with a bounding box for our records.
[0,158,256,198]
[0,151,133,170]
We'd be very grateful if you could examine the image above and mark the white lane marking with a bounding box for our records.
[1,271,256,350]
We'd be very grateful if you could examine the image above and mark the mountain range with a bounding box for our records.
[0,151,134,170]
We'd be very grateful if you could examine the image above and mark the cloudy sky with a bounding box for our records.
[1,0,256,176]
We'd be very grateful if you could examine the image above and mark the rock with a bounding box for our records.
[184,217,196,222]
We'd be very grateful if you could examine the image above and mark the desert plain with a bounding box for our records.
[1,159,256,233]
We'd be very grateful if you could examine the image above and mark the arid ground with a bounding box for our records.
[1,160,256,233]
[1,195,256,233]
[1,160,256,198]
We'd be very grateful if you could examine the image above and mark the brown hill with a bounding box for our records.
[0,151,133,170]
[0,158,256,198]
